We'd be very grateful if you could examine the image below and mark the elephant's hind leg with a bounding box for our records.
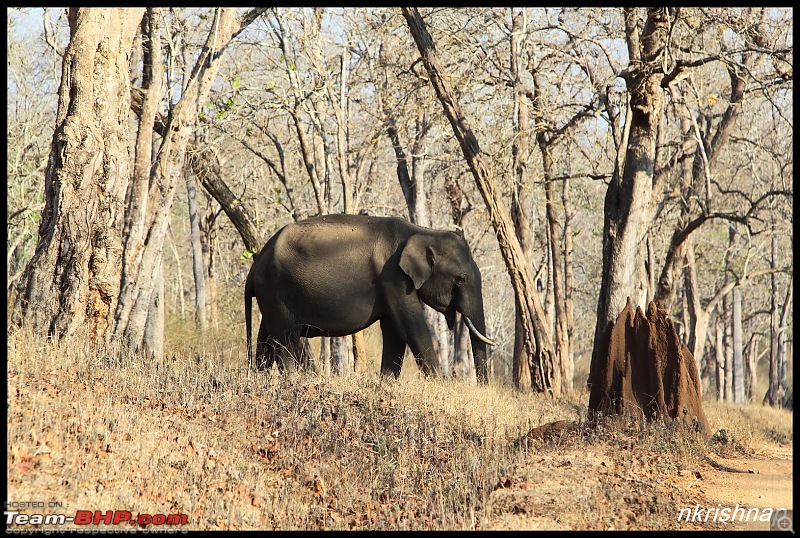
[276,333,305,374]
[255,325,279,371]
[379,319,407,378]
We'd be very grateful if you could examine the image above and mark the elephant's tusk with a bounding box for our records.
[463,316,497,347]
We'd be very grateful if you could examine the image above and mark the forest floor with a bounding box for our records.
[689,445,793,530]
[6,326,794,531]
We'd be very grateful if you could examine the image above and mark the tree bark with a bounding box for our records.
[12,8,145,343]
[403,7,558,392]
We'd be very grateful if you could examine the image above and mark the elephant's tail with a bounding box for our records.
[245,267,255,367]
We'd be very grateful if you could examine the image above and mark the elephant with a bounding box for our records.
[244,213,497,382]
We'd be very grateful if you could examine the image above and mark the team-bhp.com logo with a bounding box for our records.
[6,509,188,528]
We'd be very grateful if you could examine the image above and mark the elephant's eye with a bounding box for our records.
[455,273,467,286]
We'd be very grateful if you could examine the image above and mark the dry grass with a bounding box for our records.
[6,322,793,530]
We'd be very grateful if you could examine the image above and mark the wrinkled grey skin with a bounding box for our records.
[245,214,495,382]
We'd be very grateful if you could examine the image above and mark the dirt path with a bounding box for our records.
[684,445,793,530]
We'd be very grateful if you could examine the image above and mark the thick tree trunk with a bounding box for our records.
[12,8,145,343]
[403,7,558,391]
[590,8,670,390]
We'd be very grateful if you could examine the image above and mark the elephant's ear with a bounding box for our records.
[399,233,434,290]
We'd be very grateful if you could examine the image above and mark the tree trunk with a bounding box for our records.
[746,333,759,401]
[732,287,745,403]
[143,259,165,360]
[202,214,219,330]
[590,8,672,391]
[510,7,534,392]
[333,49,354,215]
[767,223,781,406]
[562,176,576,393]
[722,227,737,401]
[318,337,331,376]
[683,238,707,368]
[12,8,145,343]
[331,335,353,376]
[542,144,571,393]
[777,276,792,393]
[714,319,725,401]
[352,331,366,374]
[186,166,207,330]
[403,7,558,391]
[589,8,671,390]
[723,290,733,401]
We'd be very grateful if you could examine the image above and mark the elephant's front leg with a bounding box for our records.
[407,327,438,377]
[379,319,406,378]
[388,308,439,377]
